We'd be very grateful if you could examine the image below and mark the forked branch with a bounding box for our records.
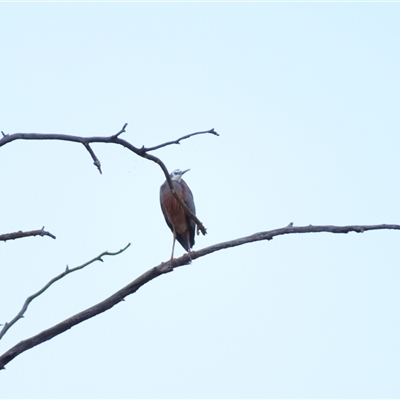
[0,244,131,340]
[1,223,399,370]
[0,125,214,235]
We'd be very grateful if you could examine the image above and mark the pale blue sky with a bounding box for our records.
[1,2,400,398]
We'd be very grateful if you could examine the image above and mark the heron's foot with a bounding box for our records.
[187,250,194,263]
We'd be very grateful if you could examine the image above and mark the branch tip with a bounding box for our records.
[113,123,128,138]
[82,143,102,174]
[93,159,102,174]
[209,128,219,136]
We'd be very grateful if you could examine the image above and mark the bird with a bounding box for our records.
[160,169,196,260]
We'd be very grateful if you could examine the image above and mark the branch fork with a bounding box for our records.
[1,223,399,370]
[0,124,217,234]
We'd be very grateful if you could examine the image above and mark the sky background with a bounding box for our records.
[1,2,400,398]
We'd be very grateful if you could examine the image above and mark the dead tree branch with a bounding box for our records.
[83,143,102,174]
[0,125,214,235]
[0,228,56,242]
[0,244,131,341]
[1,223,398,370]
[142,128,219,152]
[112,122,128,138]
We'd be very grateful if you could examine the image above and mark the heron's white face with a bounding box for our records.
[170,169,189,181]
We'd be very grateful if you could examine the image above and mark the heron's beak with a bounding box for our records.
[181,169,190,175]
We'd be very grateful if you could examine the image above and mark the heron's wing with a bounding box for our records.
[160,182,174,232]
[181,180,196,248]
[183,187,196,225]
[160,179,196,250]
[161,202,173,232]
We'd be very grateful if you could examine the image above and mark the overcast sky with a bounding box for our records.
[1,2,400,398]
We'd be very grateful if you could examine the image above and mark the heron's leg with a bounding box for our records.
[186,232,192,262]
[170,233,176,261]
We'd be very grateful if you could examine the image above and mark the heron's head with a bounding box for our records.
[170,169,190,182]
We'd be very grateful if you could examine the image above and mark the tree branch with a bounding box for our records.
[142,128,219,152]
[0,228,56,242]
[0,244,131,341]
[0,125,214,235]
[82,143,102,174]
[187,223,400,259]
[111,122,128,138]
[1,223,398,370]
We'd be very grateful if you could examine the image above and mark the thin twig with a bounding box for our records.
[0,228,56,242]
[142,128,219,152]
[83,143,102,174]
[0,243,131,340]
[1,223,399,370]
[112,123,128,138]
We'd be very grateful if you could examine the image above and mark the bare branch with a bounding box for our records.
[187,223,400,259]
[112,122,128,138]
[142,128,219,152]
[0,131,141,159]
[82,143,102,174]
[1,223,398,370]
[0,244,131,341]
[0,125,217,233]
[0,228,56,242]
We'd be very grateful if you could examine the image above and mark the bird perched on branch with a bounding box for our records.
[160,169,196,259]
